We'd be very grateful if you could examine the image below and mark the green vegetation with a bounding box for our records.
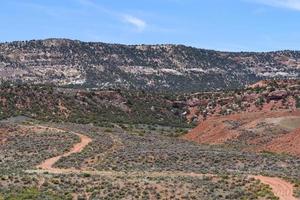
[0,124,78,174]
[0,173,278,200]
[1,187,70,200]
[292,179,300,198]
[296,96,300,108]
[255,96,265,107]
[1,80,300,199]
[48,123,300,181]
[3,38,294,92]
[0,84,189,128]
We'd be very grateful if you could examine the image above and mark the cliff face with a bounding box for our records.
[0,38,299,91]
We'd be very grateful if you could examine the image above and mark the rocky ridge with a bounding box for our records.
[0,39,300,91]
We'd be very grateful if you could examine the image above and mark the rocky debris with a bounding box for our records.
[172,101,187,108]
[267,90,288,100]
[243,93,258,102]
[180,80,300,123]
[187,98,202,107]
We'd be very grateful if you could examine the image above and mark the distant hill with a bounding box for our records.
[0,38,299,91]
[0,79,298,129]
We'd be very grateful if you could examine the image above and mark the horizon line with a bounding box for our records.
[1,37,299,53]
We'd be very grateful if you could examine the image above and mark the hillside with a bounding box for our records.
[183,80,300,157]
[0,80,298,128]
[0,84,189,128]
[180,79,300,123]
[1,80,300,199]
[0,39,300,91]
[1,45,300,199]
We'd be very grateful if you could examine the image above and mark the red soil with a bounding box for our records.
[247,80,268,89]
[0,134,6,144]
[183,114,241,144]
[183,110,300,156]
[0,127,13,144]
[263,127,300,157]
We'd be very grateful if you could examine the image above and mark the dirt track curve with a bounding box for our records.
[35,126,92,171]
[26,125,298,200]
[252,175,299,200]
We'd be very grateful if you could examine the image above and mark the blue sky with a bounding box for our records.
[1,0,300,51]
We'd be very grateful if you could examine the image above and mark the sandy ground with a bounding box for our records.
[252,175,299,200]
[265,116,300,131]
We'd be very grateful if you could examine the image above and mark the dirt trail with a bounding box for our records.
[27,168,299,200]
[25,125,299,200]
[34,126,92,170]
[252,175,299,200]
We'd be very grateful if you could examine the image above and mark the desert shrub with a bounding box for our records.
[2,187,70,200]
[104,128,113,133]
[83,173,91,177]
[296,96,300,108]
[255,97,265,106]
[292,180,300,198]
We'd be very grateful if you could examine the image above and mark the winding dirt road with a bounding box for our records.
[252,175,299,200]
[34,126,92,171]
[26,125,299,200]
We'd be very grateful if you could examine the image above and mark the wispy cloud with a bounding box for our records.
[249,0,300,11]
[122,15,147,31]
[76,0,147,32]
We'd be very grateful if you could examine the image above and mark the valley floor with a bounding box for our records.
[1,118,300,199]
[28,125,298,200]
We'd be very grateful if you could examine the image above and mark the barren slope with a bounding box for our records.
[183,110,300,156]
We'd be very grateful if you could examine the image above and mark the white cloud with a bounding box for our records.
[76,0,147,32]
[250,0,300,11]
[122,15,147,31]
